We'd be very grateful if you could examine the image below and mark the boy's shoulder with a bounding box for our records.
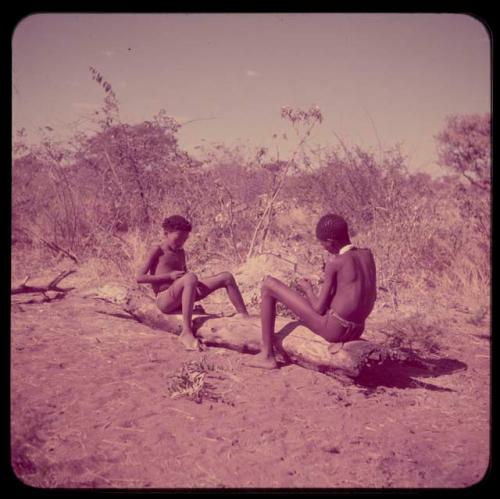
[324,253,341,271]
[151,243,165,256]
[326,247,371,266]
[326,254,338,264]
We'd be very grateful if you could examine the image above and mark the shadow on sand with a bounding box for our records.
[274,320,467,392]
[94,309,467,392]
[354,352,467,392]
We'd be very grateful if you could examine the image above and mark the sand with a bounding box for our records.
[10,288,490,489]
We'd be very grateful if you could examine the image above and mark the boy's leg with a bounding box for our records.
[157,272,201,351]
[196,272,248,315]
[245,277,279,369]
[246,275,326,369]
[179,273,202,350]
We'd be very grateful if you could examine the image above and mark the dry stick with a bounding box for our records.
[48,269,76,288]
[11,269,76,295]
[257,194,275,254]
[45,165,74,247]
[215,191,239,263]
[220,184,244,263]
[257,171,279,254]
[314,151,358,214]
[103,148,126,196]
[41,237,79,264]
[259,251,298,274]
[462,171,490,191]
[332,132,367,208]
[362,106,384,165]
[180,116,217,127]
[246,123,316,260]
[122,130,151,225]
[21,227,79,264]
[47,149,79,248]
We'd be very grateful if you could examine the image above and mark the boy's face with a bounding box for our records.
[320,238,339,254]
[165,229,190,250]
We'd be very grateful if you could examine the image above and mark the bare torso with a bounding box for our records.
[328,248,377,323]
[151,243,187,295]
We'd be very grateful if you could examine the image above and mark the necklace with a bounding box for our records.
[339,244,355,255]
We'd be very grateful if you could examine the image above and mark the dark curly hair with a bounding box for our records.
[162,215,192,232]
[315,214,349,243]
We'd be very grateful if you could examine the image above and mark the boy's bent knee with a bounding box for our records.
[261,275,276,291]
[221,271,235,286]
[184,272,198,285]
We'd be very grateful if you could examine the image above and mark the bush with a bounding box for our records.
[12,96,490,317]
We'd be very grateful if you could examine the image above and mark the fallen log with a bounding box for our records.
[121,290,410,379]
[11,270,76,296]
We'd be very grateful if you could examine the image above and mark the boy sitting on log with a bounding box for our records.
[247,213,377,369]
[136,215,249,351]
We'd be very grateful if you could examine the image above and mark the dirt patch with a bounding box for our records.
[11,291,490,489]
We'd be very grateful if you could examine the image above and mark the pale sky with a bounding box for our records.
[12,13,491,176]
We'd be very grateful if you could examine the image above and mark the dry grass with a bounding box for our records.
[165,357,232,405]
[12,121,490,326]
[377,313,446,356]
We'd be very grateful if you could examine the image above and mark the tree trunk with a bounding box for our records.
[122,292,410,379]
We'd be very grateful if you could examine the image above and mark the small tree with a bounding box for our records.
[435,113,491,191]
[433,114,490,296]
[435,114,490,239]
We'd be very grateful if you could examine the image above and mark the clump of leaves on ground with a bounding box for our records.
[166,356,234,405]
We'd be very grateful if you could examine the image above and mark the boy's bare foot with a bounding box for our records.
[244,351,278,369]
[178,330,201,351]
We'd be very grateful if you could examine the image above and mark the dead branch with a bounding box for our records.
[462,172,490,191]
[11,270,76,295]
[179,116,217,126]
[247,122,316,259]
[41,238,79,264]
[14,291,67,305]
[19,226,79,264]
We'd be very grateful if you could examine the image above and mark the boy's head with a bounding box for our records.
[315,214,350,254]
[162,215,192,250]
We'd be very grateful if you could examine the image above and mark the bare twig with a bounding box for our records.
[247,122,316,259]
[259,252,298,273]
[362,106,384,164]
[180,116,217,126]
[22,226,79,263]
[462,172,490,191]
[11,269,76,295]
[218,184,244,263]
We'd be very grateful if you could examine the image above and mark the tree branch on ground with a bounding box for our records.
[11,270,76,295]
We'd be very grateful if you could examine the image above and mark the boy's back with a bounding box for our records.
[329,248,377,324]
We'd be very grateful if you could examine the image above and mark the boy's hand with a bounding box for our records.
[297,278,313,292]
[170,270,186,280]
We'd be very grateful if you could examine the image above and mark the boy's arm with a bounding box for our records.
[302,258,338,315]
[135,246,180,284]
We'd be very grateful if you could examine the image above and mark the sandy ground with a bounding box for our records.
[10,286,490,489]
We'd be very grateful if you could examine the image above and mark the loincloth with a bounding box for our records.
[155,280,204,307]
[328,310,365,341]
